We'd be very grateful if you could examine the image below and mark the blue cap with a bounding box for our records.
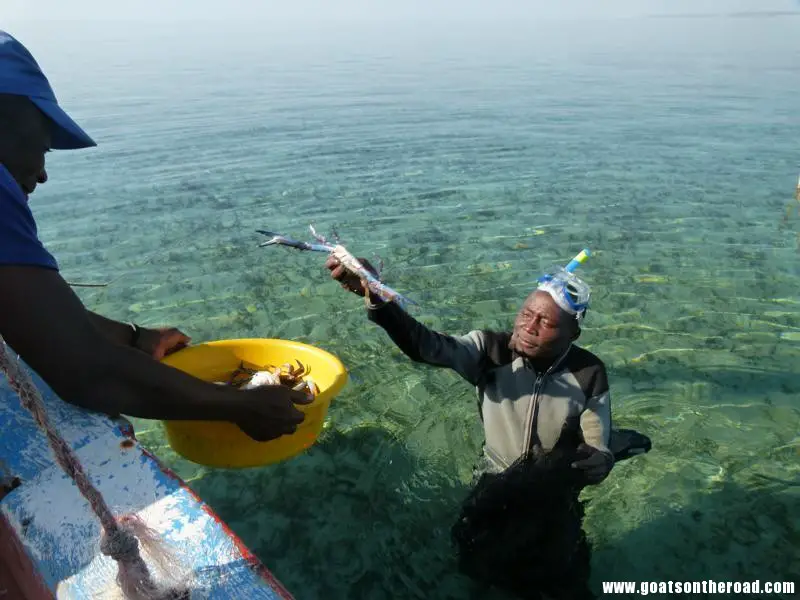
[0,31,95,150]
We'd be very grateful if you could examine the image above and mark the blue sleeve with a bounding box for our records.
[0,166,58,270]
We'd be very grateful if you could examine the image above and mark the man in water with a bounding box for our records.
[0,30,310,441]
[326,255,650,599]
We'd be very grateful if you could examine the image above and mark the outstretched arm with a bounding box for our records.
[0,265,311,444]
[0,266,238,420]
[326,254,514,384]
[366,300,488,385]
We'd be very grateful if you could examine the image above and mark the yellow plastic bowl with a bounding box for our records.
[159,338,348,468]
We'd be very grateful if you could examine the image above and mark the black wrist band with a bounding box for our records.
[129,322,141,348]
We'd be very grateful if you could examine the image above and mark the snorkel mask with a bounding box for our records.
[537,249,591,325]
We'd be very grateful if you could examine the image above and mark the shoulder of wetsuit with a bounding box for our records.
[476,330,514,368]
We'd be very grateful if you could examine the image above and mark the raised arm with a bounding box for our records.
[325,255,507,385]
[366,300,488,385]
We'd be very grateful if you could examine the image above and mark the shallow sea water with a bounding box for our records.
[11,14,800,599]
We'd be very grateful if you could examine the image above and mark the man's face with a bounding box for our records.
[510,290,578,361]
[0,97,51,197]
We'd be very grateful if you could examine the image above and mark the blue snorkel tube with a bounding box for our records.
[564,248,591,273]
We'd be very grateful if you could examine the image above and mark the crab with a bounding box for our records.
[291,377,319,399]
[275,360,318,399]
[223,360,319,400]
[273,359,308,386]
[226,362,260,388]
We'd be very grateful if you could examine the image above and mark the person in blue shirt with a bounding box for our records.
[0,30,311,441]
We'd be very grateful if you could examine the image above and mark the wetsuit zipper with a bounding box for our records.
[523,371,546,452]
[523,346,572,453]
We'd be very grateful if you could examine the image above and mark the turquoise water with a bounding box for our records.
[14,15,800,599]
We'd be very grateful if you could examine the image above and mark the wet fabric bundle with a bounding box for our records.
[451,443,595,600]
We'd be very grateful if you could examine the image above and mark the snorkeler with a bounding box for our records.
[326,252,651,599]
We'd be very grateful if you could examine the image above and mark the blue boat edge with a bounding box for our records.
[0,368,294,600]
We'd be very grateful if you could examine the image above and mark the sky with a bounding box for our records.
[2,0,799,22]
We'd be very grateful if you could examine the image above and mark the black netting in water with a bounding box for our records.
[451,444,596,600]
